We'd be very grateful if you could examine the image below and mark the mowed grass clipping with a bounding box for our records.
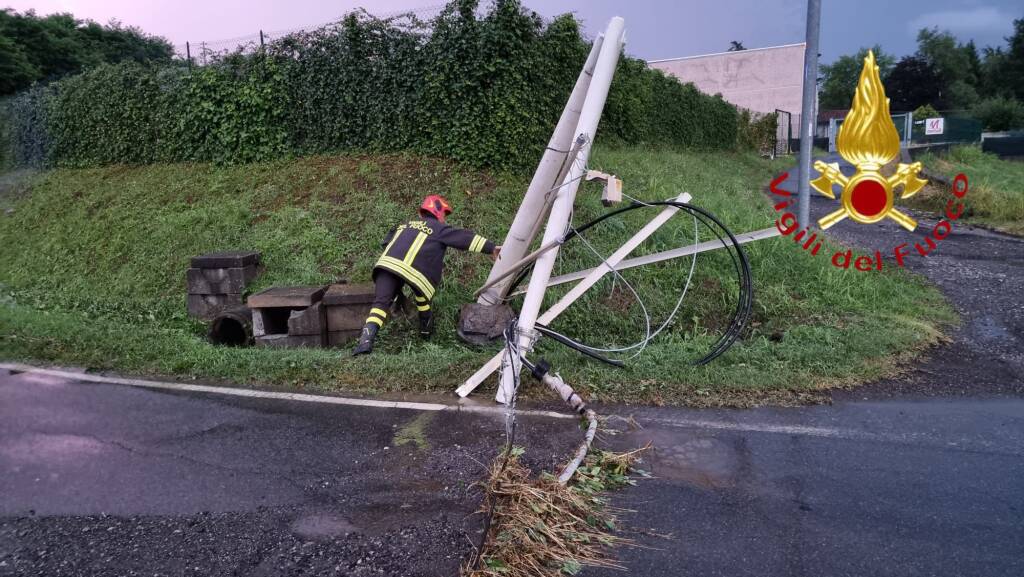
[911,145,1024,236]
[0,148,954,406]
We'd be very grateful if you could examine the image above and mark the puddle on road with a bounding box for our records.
[0,433,107,464]
[620,429,747,489]
[291,512,359,539]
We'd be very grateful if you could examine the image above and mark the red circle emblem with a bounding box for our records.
[850,179,887,217]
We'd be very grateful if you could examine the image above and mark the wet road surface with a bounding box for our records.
[0,367,572,577]
[592,399,1024,577]
[3,368,1023,576]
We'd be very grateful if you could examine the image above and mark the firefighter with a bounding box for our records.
[352,195,501,355]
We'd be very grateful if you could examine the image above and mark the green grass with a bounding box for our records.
[911,145,1024,236]
[0,148,955,406]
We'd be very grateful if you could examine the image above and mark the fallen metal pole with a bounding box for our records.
[478,36,605,306]
[456,191,686,399]
[509,226,780,296]
[496,17,626,404]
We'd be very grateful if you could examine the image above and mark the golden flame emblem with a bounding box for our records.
[811,51,927,231]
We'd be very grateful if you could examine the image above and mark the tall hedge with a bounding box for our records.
[0,0,742,171]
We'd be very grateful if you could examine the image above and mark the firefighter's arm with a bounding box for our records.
[380,226,397,248]
[439,226,497,255]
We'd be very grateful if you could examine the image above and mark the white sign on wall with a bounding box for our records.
[925,117,945,135]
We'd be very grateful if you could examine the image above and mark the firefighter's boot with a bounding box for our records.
[419,311,435,339]
[352,323,380,356]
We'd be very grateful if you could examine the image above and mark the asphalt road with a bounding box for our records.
[594,399,1024,577]
[0,367,573,577]
[2,368,1022,577]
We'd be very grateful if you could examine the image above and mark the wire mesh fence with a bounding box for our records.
[171,3,448,64]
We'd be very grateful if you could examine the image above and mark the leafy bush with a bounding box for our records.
[0,0,743,171]
[1,84,51,167]
[972,96,1024,131]
[912,104,941,120]
[736,109,778,153]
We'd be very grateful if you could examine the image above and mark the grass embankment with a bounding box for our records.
[911,145,1024,236]
[0,148,953,406]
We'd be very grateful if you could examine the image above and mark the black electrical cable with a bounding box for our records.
[534,323,624,367]
[505,200,753,366]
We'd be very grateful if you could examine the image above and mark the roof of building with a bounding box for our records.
[647,42,806,64]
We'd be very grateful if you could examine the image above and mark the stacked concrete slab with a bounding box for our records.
[323,283,376,346]
[249,286,328,348]
[187,251,262,320]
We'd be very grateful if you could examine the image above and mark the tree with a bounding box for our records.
[887,56,947,110]
[915,27,982,108]
[728,40,746,51]
[0,35,38,94]
[0,9,174,96]
[917,28,971,84]
[973,96,1024,130]
[819,45,894,109]
[964,40,983,87]
[991,18,1024,100]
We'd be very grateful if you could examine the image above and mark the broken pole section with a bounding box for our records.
[477,34,605,306]
[496,17,625,404]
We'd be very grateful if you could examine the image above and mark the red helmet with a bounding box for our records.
[420,195,453,221]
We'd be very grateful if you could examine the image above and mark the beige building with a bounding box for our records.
[648,43,806,116]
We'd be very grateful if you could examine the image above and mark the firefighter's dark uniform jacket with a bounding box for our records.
[373,216,495,300]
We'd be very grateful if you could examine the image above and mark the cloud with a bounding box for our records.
[908,6,1015,38]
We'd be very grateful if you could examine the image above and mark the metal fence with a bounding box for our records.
[172,4,447,64]
[824,110,984,153]
[773,109,792,157]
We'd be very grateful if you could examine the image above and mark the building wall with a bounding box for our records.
[648,43,806,116]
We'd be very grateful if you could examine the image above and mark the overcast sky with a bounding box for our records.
[4,0,1021,63]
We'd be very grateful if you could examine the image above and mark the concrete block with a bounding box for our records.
[186,265,260,295]
[187,293,244,320]
[255,334,323,349]
[287,302,326,336]
[325,303,372,332]
[457,302,515,346]
[323,283,377,332]
[327,330,363,348]
[322,283,375,306]
[248,285,326,309]
[191,251,261,269]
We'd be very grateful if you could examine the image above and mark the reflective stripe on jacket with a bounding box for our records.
[373,216,495,299]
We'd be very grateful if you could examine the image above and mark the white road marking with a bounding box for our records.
[7,364,1015,455]
[642,416,876,441]
[0,363,576,420]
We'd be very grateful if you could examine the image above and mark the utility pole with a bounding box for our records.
[495,17,625,404]
[797,0,821,230]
